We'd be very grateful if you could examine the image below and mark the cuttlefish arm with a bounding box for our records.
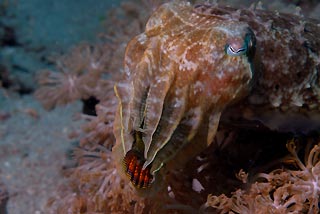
[113,1,256,195]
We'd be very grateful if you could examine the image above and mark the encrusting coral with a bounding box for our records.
[34,0,320,213]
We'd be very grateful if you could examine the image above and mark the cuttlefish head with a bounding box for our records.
[113,1,257,196]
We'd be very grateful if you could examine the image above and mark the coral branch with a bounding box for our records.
[203,141,320,214]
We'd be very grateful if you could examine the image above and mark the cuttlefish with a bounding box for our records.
[113,1,320,195]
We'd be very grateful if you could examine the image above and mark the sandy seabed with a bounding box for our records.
[0,94,83,213]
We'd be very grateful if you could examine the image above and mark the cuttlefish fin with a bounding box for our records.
[113,83,134,155]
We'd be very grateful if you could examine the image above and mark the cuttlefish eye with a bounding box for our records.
[225,30,255,57]
[225,43,247,56]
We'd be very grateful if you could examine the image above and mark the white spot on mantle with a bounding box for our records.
[137,33,147,44]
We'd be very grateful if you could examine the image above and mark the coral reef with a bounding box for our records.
[34,0,320,213]
[35,1,173,213]
[34,43,116,110]
[34,0,160,110]
[203,140,320,214]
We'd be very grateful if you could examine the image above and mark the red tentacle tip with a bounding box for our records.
[123,150,153,189]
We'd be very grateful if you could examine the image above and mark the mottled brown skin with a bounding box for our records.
[193,4,320,132]
[113,1,320,195]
